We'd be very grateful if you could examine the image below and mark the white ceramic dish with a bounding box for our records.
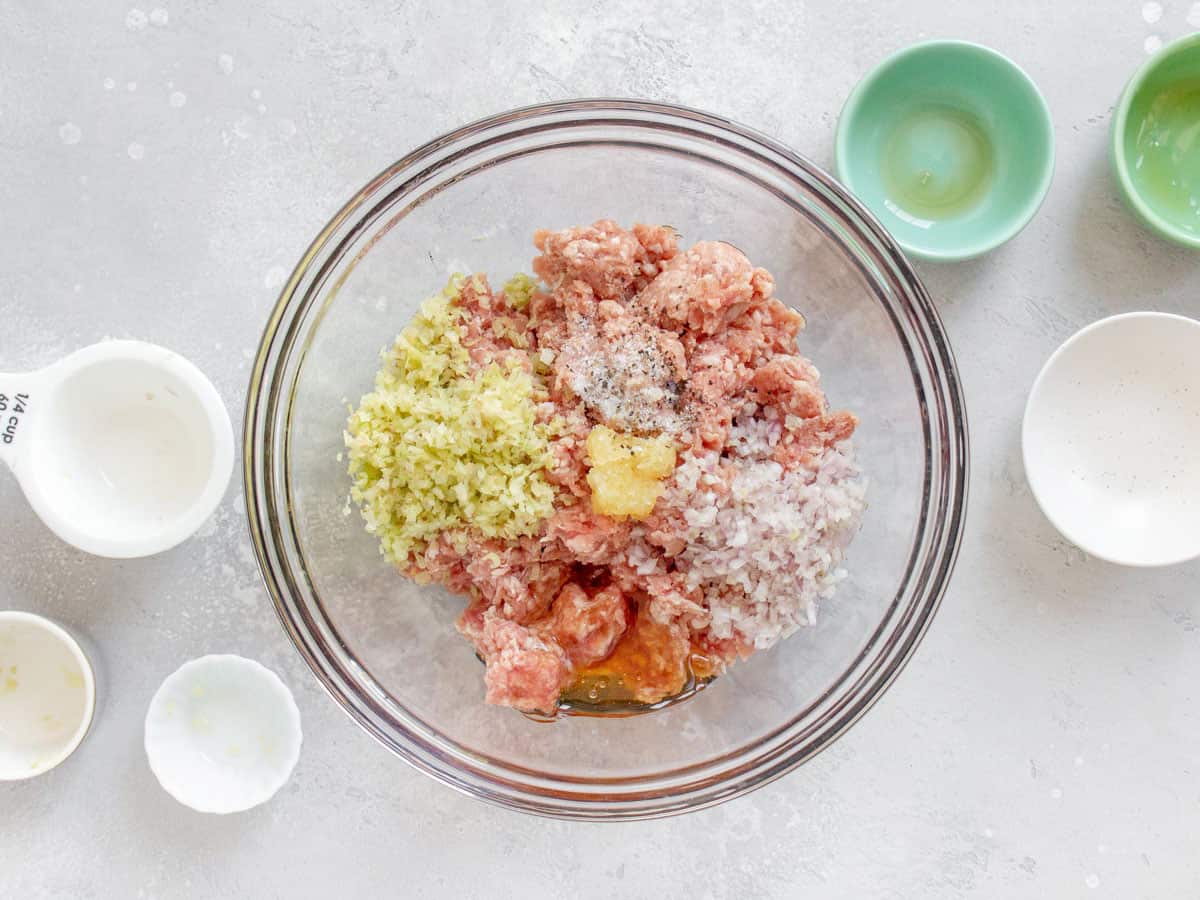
[0,611,96,781]
[144,654,302,814]
[1023,312,1200,567]
[0,340,234,558]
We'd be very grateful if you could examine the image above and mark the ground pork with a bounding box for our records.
[537,583,629,668]
[366,221,864,714]
[532,219,678,301]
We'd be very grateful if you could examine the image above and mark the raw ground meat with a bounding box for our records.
[370,221,864,714]
[532,219,678,301]
[473,611,570,713]
[632,240,775,336]
[454,273,533,370]
[538,583,628,668]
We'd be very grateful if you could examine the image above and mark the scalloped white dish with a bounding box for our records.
[144,654,302,814]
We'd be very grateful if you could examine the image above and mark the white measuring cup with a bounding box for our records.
[0,340,234,558]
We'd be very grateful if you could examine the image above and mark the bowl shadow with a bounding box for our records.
[1068,141,1197,312]
[985,416,1199,625]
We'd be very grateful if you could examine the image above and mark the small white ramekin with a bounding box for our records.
[0,611,97,781]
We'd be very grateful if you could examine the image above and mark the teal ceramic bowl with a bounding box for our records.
[836,41,1055,261]
[1112,33,1200,249]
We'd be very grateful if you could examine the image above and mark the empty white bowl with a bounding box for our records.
[0,611,96,781]
[144,655,302,814]
[1023,312,1200,566]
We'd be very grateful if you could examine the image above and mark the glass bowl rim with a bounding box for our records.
[244,98,970,820]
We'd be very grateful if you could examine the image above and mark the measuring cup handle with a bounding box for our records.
[0,371,40,473]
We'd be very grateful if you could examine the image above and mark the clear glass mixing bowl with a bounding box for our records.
[245,100,969,820]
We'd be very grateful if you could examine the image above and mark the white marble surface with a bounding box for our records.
[2,2,1198,897]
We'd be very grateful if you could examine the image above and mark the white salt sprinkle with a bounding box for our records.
[561,318,688,435]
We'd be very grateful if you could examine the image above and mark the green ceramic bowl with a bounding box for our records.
[836,41,1055,261]
[1112,33,1200,249]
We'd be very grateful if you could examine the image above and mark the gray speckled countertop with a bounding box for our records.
[3,2,1199,897]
